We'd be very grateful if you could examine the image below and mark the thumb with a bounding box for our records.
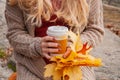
[62,47,71,59]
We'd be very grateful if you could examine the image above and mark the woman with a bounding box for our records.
[5,0,104,80]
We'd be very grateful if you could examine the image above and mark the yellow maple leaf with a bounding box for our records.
[44,63,56,77]
[63,66,82,80]
[73,54,102,66]
[68,31,82,52]
[44,63,63,80]
[53,69,63,80]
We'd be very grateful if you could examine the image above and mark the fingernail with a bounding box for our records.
[58,48,61,51]
[57,44,60,47]
[62,55,66,59]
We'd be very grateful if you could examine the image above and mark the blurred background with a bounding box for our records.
[0,0,120,80]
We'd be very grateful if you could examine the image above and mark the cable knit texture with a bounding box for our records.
[5,0,104,80]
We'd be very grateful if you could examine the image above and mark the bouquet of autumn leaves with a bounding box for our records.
[44,31,102,80]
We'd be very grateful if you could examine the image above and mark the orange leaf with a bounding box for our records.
[8,72,17,80]
[77,42,92,55]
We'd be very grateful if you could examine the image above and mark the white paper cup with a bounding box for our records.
[47,26,68,55]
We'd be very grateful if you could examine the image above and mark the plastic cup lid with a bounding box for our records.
[47,26,68,37]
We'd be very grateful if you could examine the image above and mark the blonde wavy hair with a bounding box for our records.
[9,0,89,27]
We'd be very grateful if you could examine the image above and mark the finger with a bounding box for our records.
[42,48,59,53]
[63,47,72,59]
[41,42,59,48]
[42,36,55,42]
[43,53,51,59]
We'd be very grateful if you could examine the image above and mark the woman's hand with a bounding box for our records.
[62,47,72,59]
[40,36,72,59]
[40,36,59,59]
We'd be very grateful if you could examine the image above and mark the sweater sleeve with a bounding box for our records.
[81,0,104,47]
[5,2,42,58]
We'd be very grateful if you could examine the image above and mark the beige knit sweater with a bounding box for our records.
[5,0,104,80]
